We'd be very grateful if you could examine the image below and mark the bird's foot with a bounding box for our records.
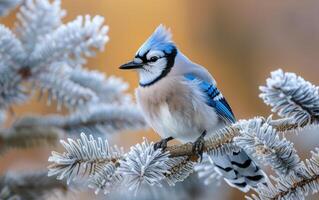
[154,136,174,150]
[192,130,207,162]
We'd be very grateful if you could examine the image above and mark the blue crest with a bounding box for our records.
[137,24,175,56]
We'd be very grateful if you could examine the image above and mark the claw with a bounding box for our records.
[154,136,174,150]
[192,130,207,162]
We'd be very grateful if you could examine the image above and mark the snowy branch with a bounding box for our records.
[248,149,319,200]
[260,69,319,127]
[48,133,124,185]
[47,116,310,196]
[69,68,131,104]
[164,117,310,159]
[13,104,147,135]
[48,134,196,195]
[15,0,66,52]
[0,0,114,109]
[0,126,63,154]
[35,69,98,110]
[235,117,302,175]
[30,15,108,67]
[0,171,69,200]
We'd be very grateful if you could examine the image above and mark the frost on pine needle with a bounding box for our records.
[16,0,66,52]
[13,104,147,136]
[260,69,319,127]
[36,71,98,110]
[0,0,21,16]
[194,154,222,186]
[204,125,240,157]
[250,149,319,200]
[69,68,131,104]
[165,156,195,186]
[30,15,109,67]
[48,133,124,185]
[0,65,28,109]
[29,13,109,108]
[117,138,170,194]
[63,104,146,135]
[0,25,28,109]
[88,163,123,195]
[234,117,302,175]
[0,24,26,62]
[61,104,147,135]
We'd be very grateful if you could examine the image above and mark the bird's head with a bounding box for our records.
[120,24,177,87]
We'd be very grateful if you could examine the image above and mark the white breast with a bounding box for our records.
[156,102,197,141]
[136,76,221,143]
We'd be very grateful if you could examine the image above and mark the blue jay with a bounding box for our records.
[120,25,266,192]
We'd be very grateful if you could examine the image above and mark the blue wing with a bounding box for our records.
[184,74,236,124]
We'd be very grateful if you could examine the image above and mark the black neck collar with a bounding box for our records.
[139,47,177,87]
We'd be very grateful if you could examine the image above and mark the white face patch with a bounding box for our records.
[138,56,168,86]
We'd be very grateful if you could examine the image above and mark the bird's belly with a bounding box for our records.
[149,102,219,143]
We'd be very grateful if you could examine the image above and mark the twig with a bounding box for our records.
[166,118,305,158]
[166,126,238,158]
[272,175,319,200]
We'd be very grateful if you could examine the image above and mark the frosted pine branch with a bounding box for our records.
[30,15,108,67]
[117,138,171,194]
[49,135,196,195]
[164,118,301,158]
[163,125,239,158]
[235,117,302,175]
[13,104,147,135]
[249,149,319,200]
[48,133,124,184]
[0,0,112,109]
[260,69,319,126]
[48,117,303,196]
[48,103,147,135]
[36,71,98,110]
[35,65,131,109]
[0,24,28,109]
[0,64,28,109]
[0,171,68,200]
[0,24,26,63]
[16,0,66,52]
[48,106,319,198]
[0,126,63,154]
[88,163,122,195]
[69,68,131,104]
[164,156,195,186]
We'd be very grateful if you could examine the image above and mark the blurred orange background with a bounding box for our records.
[1,0,319,199]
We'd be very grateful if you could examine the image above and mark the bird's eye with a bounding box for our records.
[149,56,158,62]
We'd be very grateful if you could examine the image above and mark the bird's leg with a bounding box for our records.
[154,136,174,150]
[192,130,207,162]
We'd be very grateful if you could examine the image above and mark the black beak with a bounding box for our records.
[119,61,143,70]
